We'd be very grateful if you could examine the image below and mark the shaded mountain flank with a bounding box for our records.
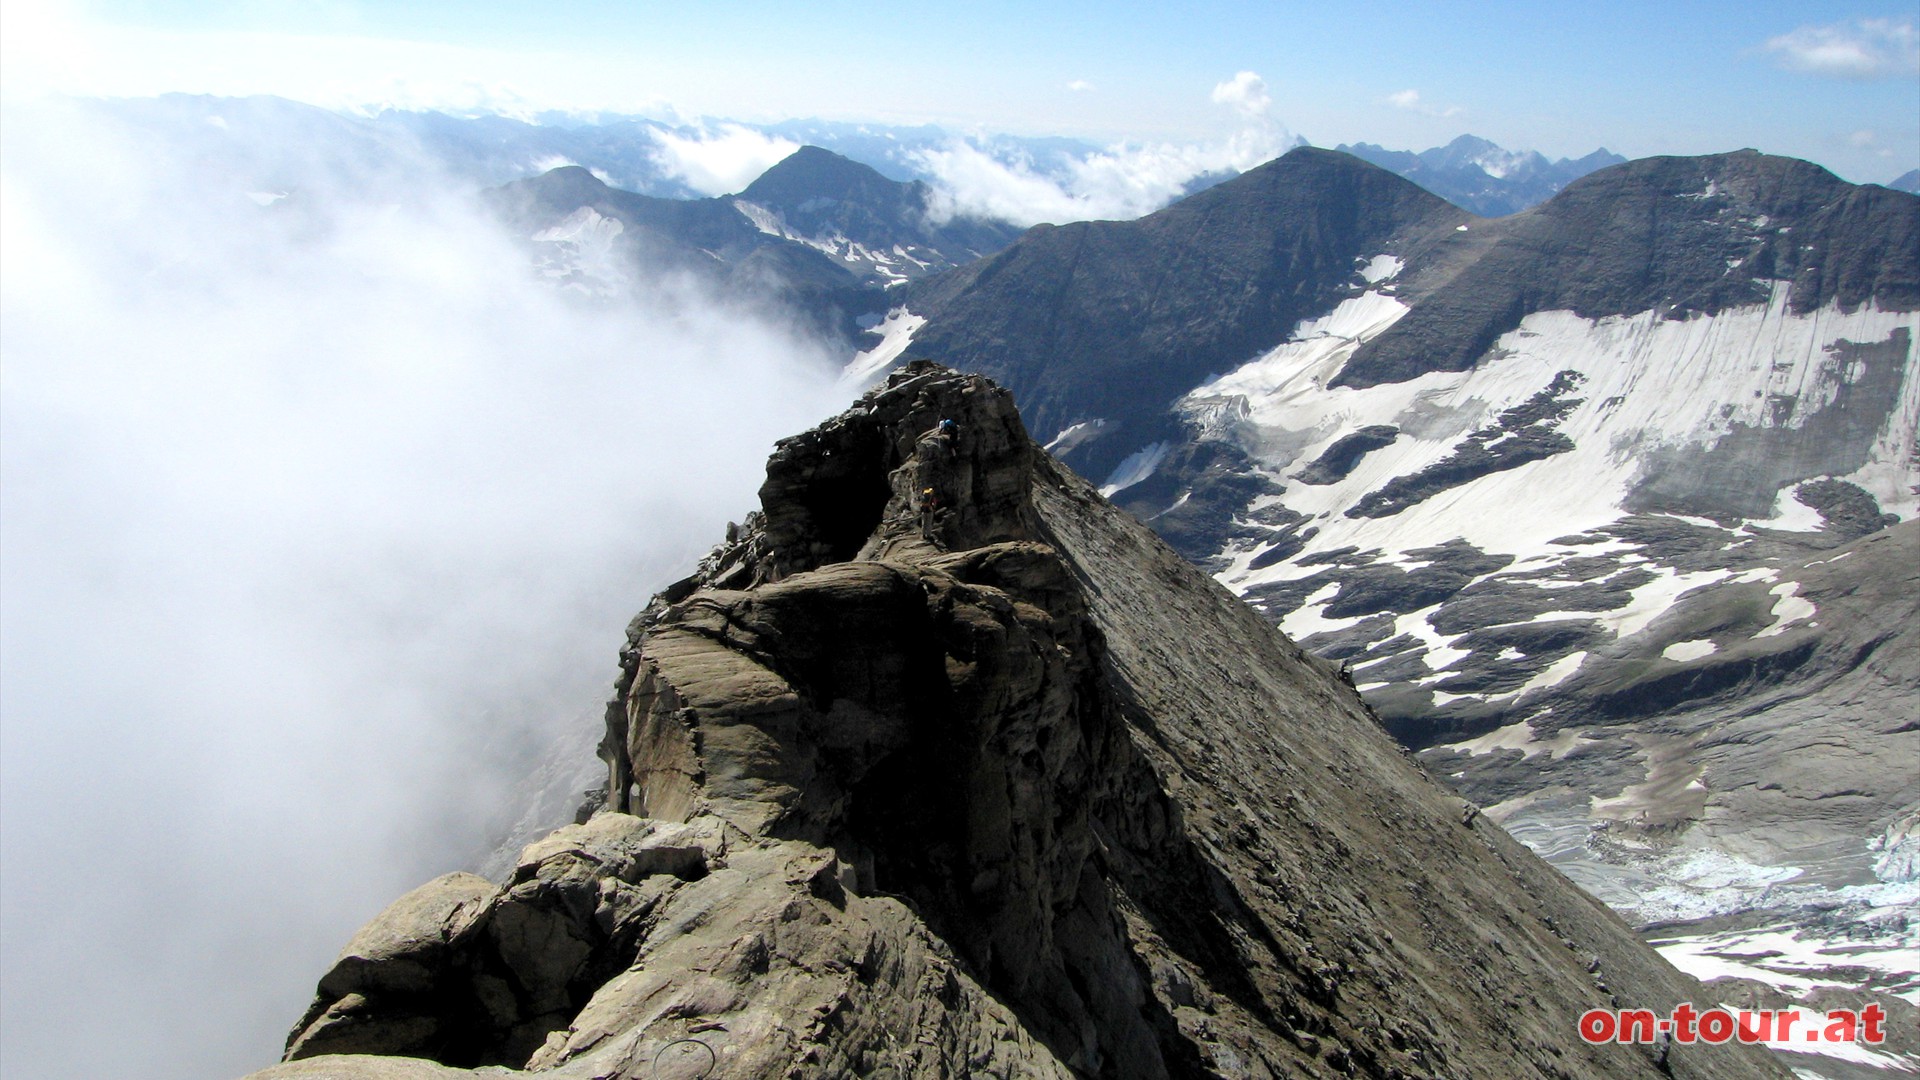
[251,367,1781,1080]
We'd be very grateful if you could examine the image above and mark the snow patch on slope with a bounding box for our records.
[842,308,925,386]
[1661,639,1718,662]
[530,207,629,297]
[1045,419,1109,455]
[1442,719,1594,760]
[1100,442,1170,497]
[1650,876,1920,1004]
[733,198,786,238]
[732,199,930,286]
[1359,255,1403,284]
[1755,581,1816,638]
[1191,290,1412,424]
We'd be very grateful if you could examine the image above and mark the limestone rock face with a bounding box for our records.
[254,364,1784,1079]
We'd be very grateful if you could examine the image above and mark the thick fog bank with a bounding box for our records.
[0,99,846,1080]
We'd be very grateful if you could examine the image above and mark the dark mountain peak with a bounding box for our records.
[1572,146,1626,169]
[739,143,909,207]
[733,144,1021,285]
[1276,141,1398,172]
[486,163,638,226]
[1421,134,1511,170]
[901,145,1471,477]
[541,162,602,182]
[1891,168,1920,194]
[518,162,609,199]
[261,364,1780,1080]
[1161,143,1460,224]
[1332,139,1413,166]
[1445,133,1500,153]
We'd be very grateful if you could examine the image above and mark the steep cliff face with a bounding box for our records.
[255,366,1783,1079]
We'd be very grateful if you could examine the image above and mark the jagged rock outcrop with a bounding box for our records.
[253,365,1783,1079]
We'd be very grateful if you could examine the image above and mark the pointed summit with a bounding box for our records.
[732,146,1021,286]
[739,144,905,206]
[901,146,1470,478]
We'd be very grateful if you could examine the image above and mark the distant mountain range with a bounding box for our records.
[72,94,1106,201]
[78,94,1744,222]
[1335,135,1626,216]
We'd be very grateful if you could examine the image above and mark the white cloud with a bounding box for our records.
[1763,18,1920,79]
[1067,79,1094,92]
[650,123,802,195]
[1210,70,1273,118]
[0,97,844,1080]
[917,72,1298,227]
[1383,88,1463,118]
[1849,129,1878,148]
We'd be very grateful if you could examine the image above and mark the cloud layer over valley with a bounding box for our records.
[0,99,848,1080]
[914,72,1299,226]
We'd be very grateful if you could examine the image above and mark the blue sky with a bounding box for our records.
[5,0,1917,182]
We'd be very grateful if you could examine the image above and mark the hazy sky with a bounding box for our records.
[4,0,1917,182]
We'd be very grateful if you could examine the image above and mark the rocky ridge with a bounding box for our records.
[253,366,1780,1080]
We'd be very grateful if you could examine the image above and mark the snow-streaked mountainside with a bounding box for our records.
[732,146,1021,287]
[859,146,1920,1064]
[486,150,1019,348]
[1336,135,1626,216]
[895,148,1477,482]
